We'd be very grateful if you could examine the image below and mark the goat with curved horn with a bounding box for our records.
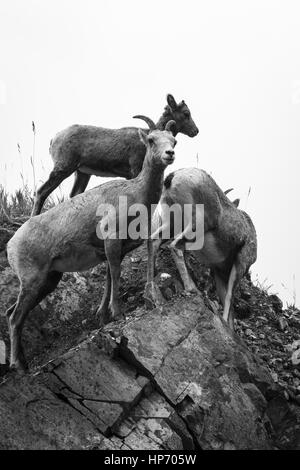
[31,95,198,216]
[132,115,156,130]
[6,122,178,371]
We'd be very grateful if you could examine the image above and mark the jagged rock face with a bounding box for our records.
[1,235,300,450]
[120,295,272,450]
[0,333,193,450]
[0,294,276,450]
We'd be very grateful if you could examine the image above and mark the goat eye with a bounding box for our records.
[174,140,177,146]
[184,112,190,119]
[148,137,154,145]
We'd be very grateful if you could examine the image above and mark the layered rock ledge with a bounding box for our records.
[1,293,292,450]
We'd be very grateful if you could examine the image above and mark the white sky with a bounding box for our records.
[0,0,299,306]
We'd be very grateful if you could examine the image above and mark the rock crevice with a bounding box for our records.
[1,292,291,450]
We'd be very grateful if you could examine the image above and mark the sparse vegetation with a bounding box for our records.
[0,184,33,225]
[253,274,275,295]
[0,183,63,225]
[0,121,64,225]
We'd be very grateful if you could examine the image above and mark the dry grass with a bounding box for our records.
[253,274,275,295]
[0,184,65,225]
[0,121,65,225]
[0,184,33,224]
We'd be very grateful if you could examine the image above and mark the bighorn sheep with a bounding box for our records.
[6,117,177,371]
[147,168,257,329]
[31,94,198,216]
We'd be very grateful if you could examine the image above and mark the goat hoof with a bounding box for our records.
[10,360,28,374]
[144,282,165,310]
[112,313,125,323]
[96,311,111,328]
[186,286,199,295]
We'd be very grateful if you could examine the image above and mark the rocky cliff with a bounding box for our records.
[0,229,300,450]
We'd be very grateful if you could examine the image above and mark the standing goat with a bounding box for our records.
[31,94,198,216]
[147,168,257,329]
[6,117,177,371]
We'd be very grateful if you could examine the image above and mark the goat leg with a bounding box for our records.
[105,240,124,322]
[144,239,165,309]
[96,263,112,326]
[170,246,199,294]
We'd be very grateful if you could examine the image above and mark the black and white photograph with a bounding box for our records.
[0,0,300,453]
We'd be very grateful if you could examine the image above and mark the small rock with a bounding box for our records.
[271,372,279,383]
[269,294,283,314]
[245,328,256,339]
[241,289,252,301]
[271,337,283,348]
[160,272,172,281]
[293,378,300,387]
[291,340,300,350]
[291,349,300,366]
[251,345,260,355]
[278,317,288,331]
[270,357,282,365]
[257,316,268,323]
[130,256,142,264]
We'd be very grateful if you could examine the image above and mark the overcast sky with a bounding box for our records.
[0,0,299,306]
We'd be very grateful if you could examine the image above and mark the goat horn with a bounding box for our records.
[133,115,156,131]
[165,120,176,133]
[224,188,234,195]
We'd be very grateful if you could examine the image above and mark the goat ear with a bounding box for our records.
[167,94,177,111]
[233,198,240,208]
[138,128,148,147]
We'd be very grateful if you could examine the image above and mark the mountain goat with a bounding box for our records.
[31,94,198,216]
[6,117,177,371]
[147,168,257,329]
